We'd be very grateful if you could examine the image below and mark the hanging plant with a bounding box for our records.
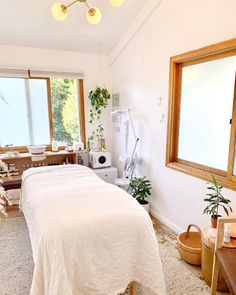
[87,87,111,150]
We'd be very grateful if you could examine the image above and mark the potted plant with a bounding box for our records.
[128,176,151,212]
[87,87,111,151]
[203,176,233,228]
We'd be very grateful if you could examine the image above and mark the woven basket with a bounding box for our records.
[177,224,202,266]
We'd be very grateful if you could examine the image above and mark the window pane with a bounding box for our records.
[51,78,81,145]
[0,78,50,147]
[233,142,236,175]
[0,78,30,146]
[178,55,236,171]
[28,79,50,145]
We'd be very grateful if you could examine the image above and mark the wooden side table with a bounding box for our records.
[201,227,236,291]
[0,176,21,211]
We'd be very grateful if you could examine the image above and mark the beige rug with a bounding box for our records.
[0,214,219,295]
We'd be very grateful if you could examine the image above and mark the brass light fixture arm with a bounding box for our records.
[65,0,90,9]
[84,1,90,9]
[65,0,79,9]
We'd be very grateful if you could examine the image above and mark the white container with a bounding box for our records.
[73,142,84,151]
[93,167,118,184]
[224,223,231,243]
[27,145,47,155]
[51,139,59,152]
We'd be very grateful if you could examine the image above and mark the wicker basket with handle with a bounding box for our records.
[177,224,202,266]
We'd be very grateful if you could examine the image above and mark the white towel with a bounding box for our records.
[31,153,46,162]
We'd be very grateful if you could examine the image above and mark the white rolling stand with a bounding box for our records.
[93,167,118,184]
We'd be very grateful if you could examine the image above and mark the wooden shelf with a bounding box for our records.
[0,150,88,191]
[0,150,78,160]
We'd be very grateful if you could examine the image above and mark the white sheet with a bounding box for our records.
[21,165,166,295]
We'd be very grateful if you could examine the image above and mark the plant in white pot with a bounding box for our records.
[128,176,151,212]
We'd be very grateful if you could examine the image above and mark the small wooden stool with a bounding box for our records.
[215,249,236,294]
[202,227,236,291]
[211,216,236,295]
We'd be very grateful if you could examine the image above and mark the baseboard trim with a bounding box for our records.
[150,208,184,234]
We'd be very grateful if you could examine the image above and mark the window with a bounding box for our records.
[0,72,85,151]
[166,38,236,190]
[51,78,82,146]
[0,78,50,147]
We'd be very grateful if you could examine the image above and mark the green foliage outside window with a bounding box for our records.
[51,78,80,143]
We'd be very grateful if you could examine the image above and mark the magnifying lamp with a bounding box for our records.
[111,109,139,182]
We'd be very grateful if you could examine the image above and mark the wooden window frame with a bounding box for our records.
[166,38,236,191]
[0,77,86,153]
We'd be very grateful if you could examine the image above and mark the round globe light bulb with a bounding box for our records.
[109,0,124,7]
[51,2,67,21]
[86,7,102,25]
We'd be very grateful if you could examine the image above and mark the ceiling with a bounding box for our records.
[0,0,147,54]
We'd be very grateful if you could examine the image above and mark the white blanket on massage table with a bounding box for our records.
[21,165,166,295]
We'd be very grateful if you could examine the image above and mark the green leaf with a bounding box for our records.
[128,177,152,202]
[207,187,215,190]
[87,86,111,147]
[203,175,233,217]
[222,206,229,216]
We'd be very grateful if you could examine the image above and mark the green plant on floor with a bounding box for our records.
[203,175,233,219]
[87,87,111,150]
[128,176,152,205]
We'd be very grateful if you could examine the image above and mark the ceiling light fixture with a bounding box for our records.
[51,0,124,24]
[109,0,124,7]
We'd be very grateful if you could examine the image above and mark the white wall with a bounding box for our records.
[1,0,236,232]
[0,45,112,150]
[109,0,236,232]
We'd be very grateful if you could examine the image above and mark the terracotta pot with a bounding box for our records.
[211,215,221,228]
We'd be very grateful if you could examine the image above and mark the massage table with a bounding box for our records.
[21,165,166,295]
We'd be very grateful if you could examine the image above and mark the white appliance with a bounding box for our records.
[94,167,118,184]
[89,151,111,169]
